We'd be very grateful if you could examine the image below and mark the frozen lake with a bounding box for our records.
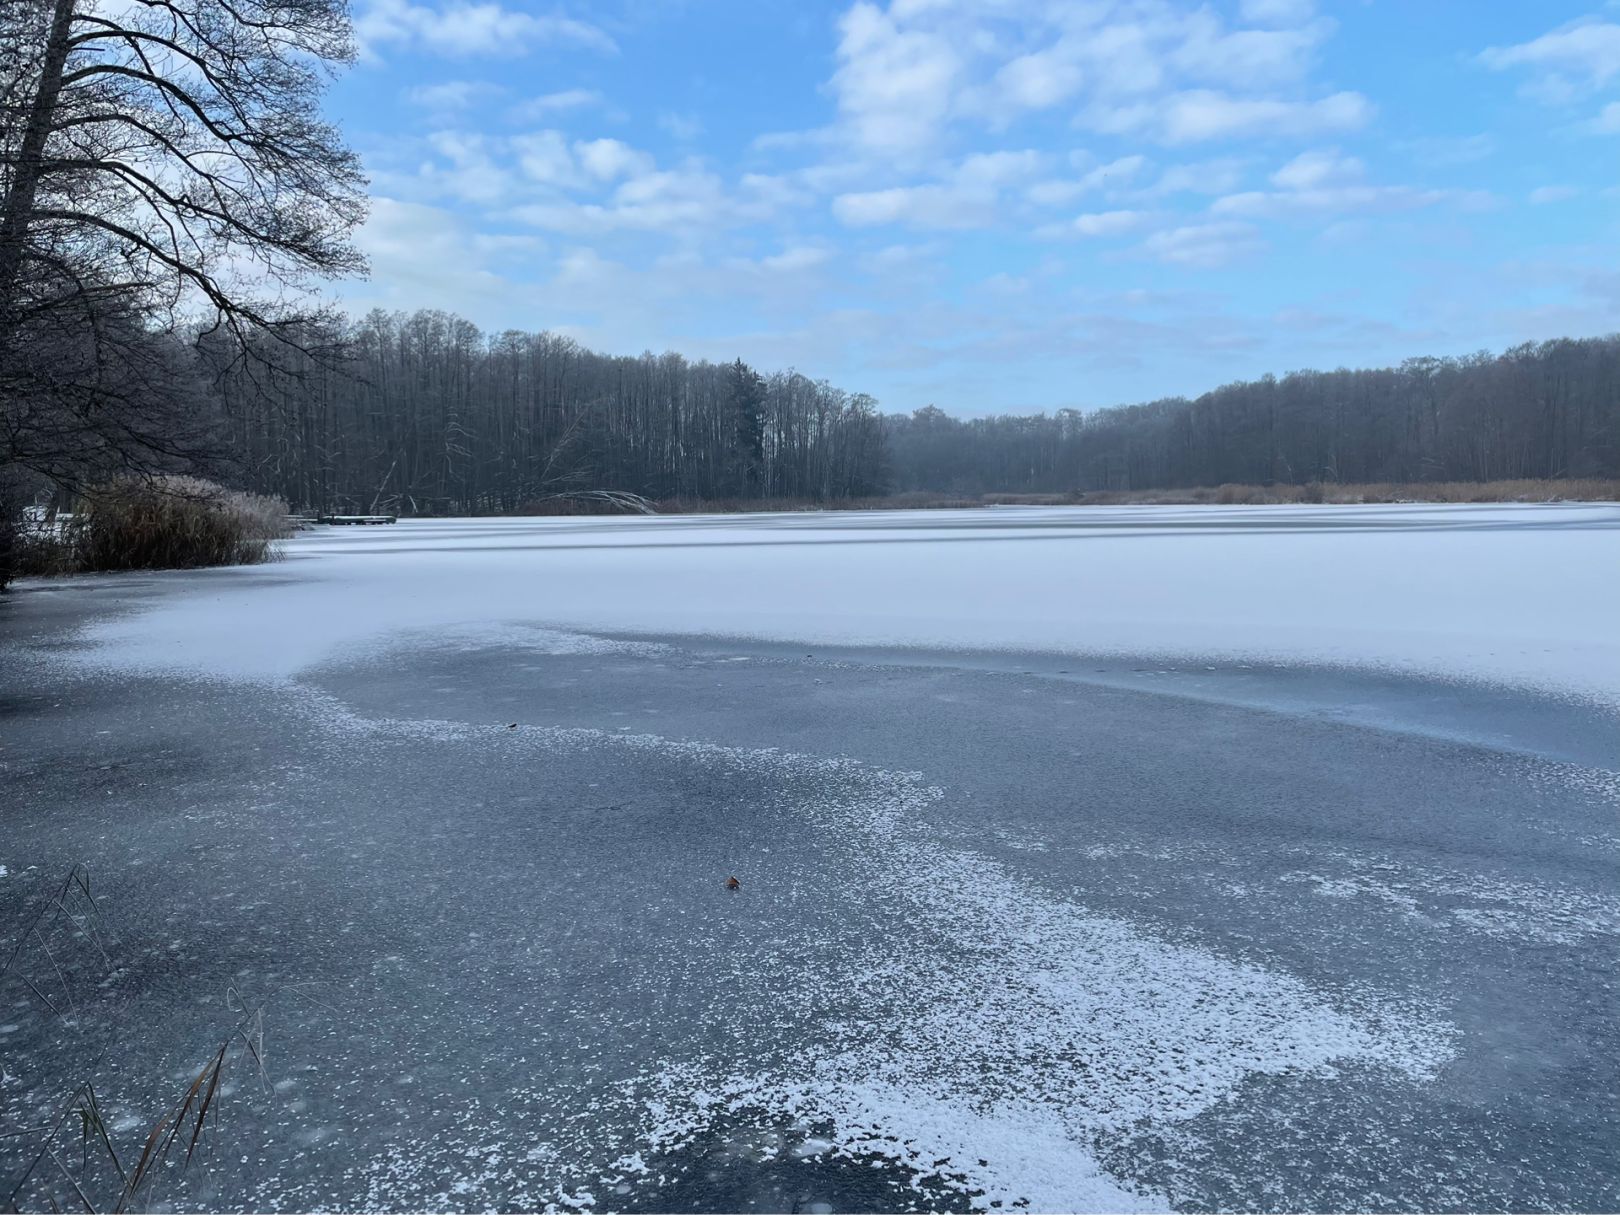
[73,503,1620,705]
[2,503,1617,1211]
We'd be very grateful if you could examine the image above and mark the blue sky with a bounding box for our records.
[324,0,1620,416]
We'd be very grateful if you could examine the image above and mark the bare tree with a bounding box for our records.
[0,0,367,485]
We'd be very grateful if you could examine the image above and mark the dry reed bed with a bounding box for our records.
[12,476,293,576]
[515,479,1620,515]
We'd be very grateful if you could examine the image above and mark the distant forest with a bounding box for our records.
[887,336,1620,495]
[213,318,1619,511]
[213,311,887,513]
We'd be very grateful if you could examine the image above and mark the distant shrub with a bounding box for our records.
[65,476,292,572]
[13,527,78,577]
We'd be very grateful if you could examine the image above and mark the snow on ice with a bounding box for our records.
[65,504,1620,707]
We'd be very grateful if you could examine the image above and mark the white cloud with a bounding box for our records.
[391,117,805,243]
[1080,89,1370,144]
[995,45,1085,111]
[954,149,1047,187]
[959,4,1330,129]
[356,0,616,57]
[493,242,850,362]
[658,112,705,141]
[508,90,604,120]
[1590,101,1620,132]
[815,1,1338,151]
[1141,221,1262,268]
[981,271,1029,295]
[1269,147,1362,190]
[1239,0,1315,25]
[349,197,538,314]
[1079,19,1167,96]
[833,149,1045,228]
[1144,157,1248,197]
[1480,16,1620,130]
[600,165,718,227]
[740,172,815,212]
[1395,133,1494,165]
[1026,156,1148,208]
[1205,146,1502,223]
[1529,185,1579,204]
[1068,210,1149,237]
[422,130,512,203]
[1213,184,1452,220]
[575,138,654,182]
[1157,89,1372,143]
[1210,150,1474,221]
[765,0,1375,255]
[832,1,961,158]
[511,166,763,237]
[759,246,831,273]
[422,129,661,199]
[1170,11,1332,87]
[834,184,981,228]
[1026,180,1088,208]
[1480,19,1620,91]
[404,80,502,110]
[510,129,578,187]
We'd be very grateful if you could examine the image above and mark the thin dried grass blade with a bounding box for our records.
[185,1047,227,1165]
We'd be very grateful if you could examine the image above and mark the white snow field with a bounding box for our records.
[79,502,1620,706]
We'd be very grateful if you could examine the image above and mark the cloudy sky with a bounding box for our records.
[325,0,1620,415]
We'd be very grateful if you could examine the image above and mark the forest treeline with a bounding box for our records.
[887,336,1620,496]
[211,310,888,513]
[12,292,1619,519]
[212,322,1620,511]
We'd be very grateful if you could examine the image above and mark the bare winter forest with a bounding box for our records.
[197,317,1620,515]
[2,0,1617,524]
[15,307,1620,519]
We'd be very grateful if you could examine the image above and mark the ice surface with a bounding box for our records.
[34,503,1613,1209]
[318,710,1456,1212]
[66,504,1620,706]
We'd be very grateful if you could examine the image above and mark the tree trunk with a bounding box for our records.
[0,0,77,301]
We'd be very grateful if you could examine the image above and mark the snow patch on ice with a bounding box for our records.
[1516,759,1620,808]
[1281,858,1620,946]
[317,703,1456,1211]
[636,1067,1162,1212]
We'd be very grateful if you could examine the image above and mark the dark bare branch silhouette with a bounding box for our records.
[0,0,366,489]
